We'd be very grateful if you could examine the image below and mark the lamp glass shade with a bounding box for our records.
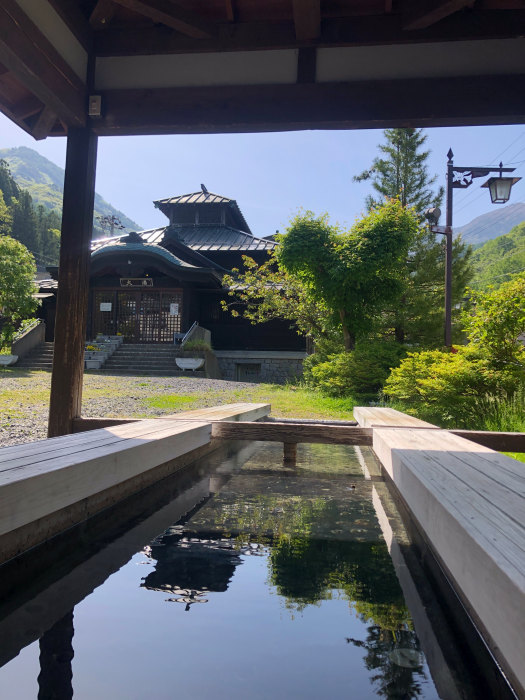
[481,176,520,204]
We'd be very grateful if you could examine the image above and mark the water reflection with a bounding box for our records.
[0,442,473,699]
[139,444,429,698]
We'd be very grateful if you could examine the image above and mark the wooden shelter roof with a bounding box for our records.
[0,0,524,140]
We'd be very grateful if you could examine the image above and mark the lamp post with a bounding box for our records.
[425,149,520,347]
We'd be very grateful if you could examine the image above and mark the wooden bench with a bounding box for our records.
[0,403,270,564]
[354,407,525,696]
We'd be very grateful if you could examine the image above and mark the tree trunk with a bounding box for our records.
[339,310,355,351]
[394,295,406,344]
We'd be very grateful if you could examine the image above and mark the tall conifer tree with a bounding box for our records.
[10,189,40,255]
[354,128,444,212]
[354,128,472,347]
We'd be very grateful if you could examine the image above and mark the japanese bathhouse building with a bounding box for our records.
[46,186,306,382]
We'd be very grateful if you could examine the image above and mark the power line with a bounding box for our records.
[487,130,525,165]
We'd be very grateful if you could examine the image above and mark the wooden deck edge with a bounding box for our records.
[72,403,272,433]
[354,406,438,429]
[372,427,525,698]
[1,403,271,566]
[0,439,221,567]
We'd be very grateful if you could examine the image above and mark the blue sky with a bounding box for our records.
[1,112,524,238]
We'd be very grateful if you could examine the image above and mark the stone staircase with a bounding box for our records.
[15,342,54,371]
[98,343,206,376]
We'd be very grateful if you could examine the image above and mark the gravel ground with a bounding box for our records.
[0,371,259,448]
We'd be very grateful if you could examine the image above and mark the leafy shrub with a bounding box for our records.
[384,345,524,428]
[462,273,525,366]
[307,341,406,397]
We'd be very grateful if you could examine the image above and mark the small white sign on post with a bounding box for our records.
[100,302,112,311]
[170,303,179,316]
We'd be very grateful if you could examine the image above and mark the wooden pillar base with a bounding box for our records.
[283,442,297,467]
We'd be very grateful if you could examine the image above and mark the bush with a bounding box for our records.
[384,345,524,428]
[307,341,406,397]
[182,339,212,352]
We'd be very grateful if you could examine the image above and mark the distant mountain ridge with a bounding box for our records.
[455,202,525,246]
[0,146,142,236]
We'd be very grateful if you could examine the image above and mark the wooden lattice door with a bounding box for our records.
[92,289,183,342]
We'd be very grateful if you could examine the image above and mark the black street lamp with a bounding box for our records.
[425,149,520,347]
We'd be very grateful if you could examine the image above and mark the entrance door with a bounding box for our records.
[92,289,183,342]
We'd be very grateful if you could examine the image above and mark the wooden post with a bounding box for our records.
[48,128,98,437]
[38,611,75,700]
[283,442,297,467]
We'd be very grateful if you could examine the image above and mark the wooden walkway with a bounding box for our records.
[0,403,269,565]
[355,406,525,698]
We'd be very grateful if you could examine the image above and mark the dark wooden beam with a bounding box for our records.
[404,0,473,30]
[0,0,85,128]
[212,421,373,445]
[297,47,316,83]
[90,0,117,29]
[110,0,214,39]
[93,74,525,136]
[12,95,43,120]
[292,0,321,40]
[48,128,97,438]
[72,417,139,432]
[450,430,525,452]
[32,105,58,140]
[93,10,525,55]
[47,0,93,51]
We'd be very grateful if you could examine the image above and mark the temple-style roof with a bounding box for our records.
[154,225,275,252]
[154,187,252,235]
[92,232,194,268]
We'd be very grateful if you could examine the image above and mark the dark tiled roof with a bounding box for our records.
[156,191,232,206]
[141,225,276,252]
[153,189,252,234]
[91,239,196,268]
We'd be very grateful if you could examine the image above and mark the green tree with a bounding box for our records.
[0,159,20,206]
[462,273,525,365]
[0,190,12,237]
[0,236,38,349]
[10,189,40,256]
[354,128,472,346]
[36,205,61,265]
[221,249,332,347]
[354,128,443,213]
[277,200,419,350]
[384,273,525,427]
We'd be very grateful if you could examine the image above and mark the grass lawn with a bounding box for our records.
[0,369,358,425]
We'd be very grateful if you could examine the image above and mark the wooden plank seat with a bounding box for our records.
[0,403,270,565]
[354,406,438,428]
[373,427,525,697]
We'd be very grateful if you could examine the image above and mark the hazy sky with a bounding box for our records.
[1,113,524,244]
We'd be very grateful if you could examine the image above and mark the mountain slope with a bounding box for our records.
[469,221,525,290]
[0,146,142,236]
[455,201,525,246]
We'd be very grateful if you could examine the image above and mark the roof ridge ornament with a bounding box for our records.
[121,231,144,244]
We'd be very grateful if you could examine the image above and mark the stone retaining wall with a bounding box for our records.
[215,351,306,384]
